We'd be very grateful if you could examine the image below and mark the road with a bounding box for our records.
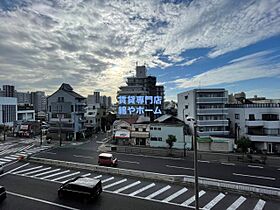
[0,161,278,210]
[33,136,280,188]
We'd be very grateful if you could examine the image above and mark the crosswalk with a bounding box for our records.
[10,163,272,210]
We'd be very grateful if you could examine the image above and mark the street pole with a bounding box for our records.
[182,109,186,157]
[59,114,62,147]
[2,110,6,141]
[40,120,42,146]
[193,123,199,210]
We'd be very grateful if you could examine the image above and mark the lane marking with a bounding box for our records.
[145,185,171,199]
[42,151,56,155]
[33,169,61,177]
[221,162,235,166]
[233,173,276,181]
[103,179,127,190]
[73,155,94,159]
[226,196,246,210]
[118,160,140,164]
[114,181,141,193]
[51,171,80,182]
[0,158,11,162]
[166,165,194,170]
[162,187,188,202]
[253,199,266,210]
[198,160,210,163]
[203,193,225,210]
[248,165,264,169]
[94,175,102,179]
[112,152,182,160]
[7,191,79,210]
[101,177,115,183]
[13,166,43,175]
[181,190,206,206]
[4,156,17,160]
[41,170,70,179]
[81,173,91,177]
[129,183,156,196]
[23,167,52,176]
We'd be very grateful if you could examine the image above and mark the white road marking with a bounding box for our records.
[166,165,194,170]
[118,160,140,164]
[181,190,206,206]
[198,160,210,163]
[0,158,11,162]
[221,162,235,166]
[114,181,141,193]
[203,193,225,210]
[42,170,70,179]
[253,199,266,210]
[145,185,171,199]
[23,167,52,176]
[4,156,17,160]
[101,177,115,183]
[248,165,264,169]
[53,171,80,182]
[226,196,246,210]
[73,155,93,159]
[81,173,91,177]
[42,151,56,155]
[103,179,127,189]
[233,173,276,180]
[94,175,102,179]
[162,187,188,202]
[7,191,79,210]
[13,166,43,175]
[129,183,156,196]
[33,169,61,177]
[0,163,30,177]
[113,152,182,160]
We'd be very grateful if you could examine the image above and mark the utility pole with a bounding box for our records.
[59,113,62,146]
[40,120,42,146]
[182,109,187,157]
[193,123,199,210]
[2,110,6,141]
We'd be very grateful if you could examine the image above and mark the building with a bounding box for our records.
[0,97,17,126]
[16,91,31,104]
[2,85,15,97]
[117,65,164,120]
[149,115,192,149]
[47,83,86,141]
[177,89,229,137]
[84,105,105,133]
[31,91,47,113]
[130,116,150,146]
[227,103,280,154]
[17,104,35,122]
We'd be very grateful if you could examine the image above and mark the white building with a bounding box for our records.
[227,103,280,153]
[0,97,17,126]
[177,89,229,137]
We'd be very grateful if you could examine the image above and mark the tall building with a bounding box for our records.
[31,91,47,112]
[177,89,229,137]
[47,83,86,141]
[16,91,31,104]
[2,85,15,97]
[117,65,164,120]
[0,97,17,126]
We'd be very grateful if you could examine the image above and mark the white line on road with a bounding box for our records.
[94,175,102,179]
[52,171,80,182]
[33,169,61,177]
[226,196,246,210]
[0,163,30,177]
[4,156,17,160]
[233,173,276,181]
[145,185,171,199]
[81,173,91,177]
[181,190,206,206]
[0,158,11,162]
[248,165,264,169]
[129,183,155,196]
[73,155,94,159]
[42,151,56,155]
[221,162,236,166]
[203,193,225,210]
[113,153,182,160]
[13,165,42,175]
[23,167,52,176]
[166,165,194,170]
[198,160,210,163]
[162,187,188,202]
[103,179,127,189]
[7,191,79,210]
[41,170,70,179]
[114,181,141,193]
[118,160,140,164]
[253,199,266,210]
[102,177,115,183]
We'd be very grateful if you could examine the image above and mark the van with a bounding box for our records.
[58,177,102,202]
[98,153,118,167]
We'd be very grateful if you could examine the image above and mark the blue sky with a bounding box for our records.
[0,0,279,102]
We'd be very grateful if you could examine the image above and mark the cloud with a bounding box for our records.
[0,0,279,99]
[177,57,202,66]
[172,50,280,88]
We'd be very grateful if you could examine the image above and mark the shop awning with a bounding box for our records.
[114,130,130,139]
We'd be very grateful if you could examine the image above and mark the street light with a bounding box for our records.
[186,116,199,210]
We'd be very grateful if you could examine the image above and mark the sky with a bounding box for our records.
[0,0,279,102]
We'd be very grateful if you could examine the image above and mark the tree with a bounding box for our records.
[166,135,177,149]
[236,136,251,153]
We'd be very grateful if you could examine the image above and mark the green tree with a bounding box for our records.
[166,135,177,149]
[236,136,251,153]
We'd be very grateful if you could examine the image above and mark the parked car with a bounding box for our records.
[98,153,118,167]
[0,186,6,202]
[58,177,102,202]
[0,164,4,174]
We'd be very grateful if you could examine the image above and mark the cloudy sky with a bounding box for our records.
[0,0,279,102]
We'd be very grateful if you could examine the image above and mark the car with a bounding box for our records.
[0,164,3,174]
[0,186,6,202]
[58,176,102,202]
[98,153,118,167]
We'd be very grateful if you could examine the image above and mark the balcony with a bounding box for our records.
[246,120,280,128]
[197,130,229,136]
[196,97,228,104]
[197,120,228,126]
[130,131,149,138]
[197,108,228,115]
[248,135,280,143]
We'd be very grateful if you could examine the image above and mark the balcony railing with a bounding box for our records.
[197,108,228,115]
[196,97,228,104]
[197,120,228,126]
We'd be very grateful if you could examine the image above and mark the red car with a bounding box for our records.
[98,153,118,167]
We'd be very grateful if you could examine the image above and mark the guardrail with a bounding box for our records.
[27,157,280,198]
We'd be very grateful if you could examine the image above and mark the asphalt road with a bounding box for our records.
[1,161,278,210]
[33,137,280,188]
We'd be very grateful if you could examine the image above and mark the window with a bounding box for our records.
[150,127,153,130]
[249,114,255,121]
[158,127,161,130]
[90,120,93,123]
[158,137,162,141]
[150,137,157,141]
[143,128,146,132]
[71,105,74,112]
[58,97,64,102]
[235,114,239,119]
[185,95,188,100]
[135,128,139,131]
[185,105,188,109]
[49,106,51,112]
